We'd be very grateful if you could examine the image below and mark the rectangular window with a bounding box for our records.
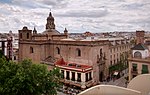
[30,47,34,53]
[89,72,92,80]
[86,73,88,82]
[27,33,29,39]
[110,61,112,66]
[14,56,16,60]
[71,72,75,81]
[76,49,81,57]
[132,63,137,71]
[100,49,103,58]
[117,58,119,63]
[66,71,70,80]
[142,65,149,74]
[77,73,81,82]
[61,70,64,78]
[114,60,116,64]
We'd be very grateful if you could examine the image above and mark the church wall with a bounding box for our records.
[19,43,46,63]
[18,43,23,62]
[32,36,48,40]
[51,41,109,84]
[45,43,52,59]
[53,44,93,65]
[52,35,67,40]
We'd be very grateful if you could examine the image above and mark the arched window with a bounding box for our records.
[14,56,16,60]
[76,48,81,57]
[134,51,142,58]
[27,33,29,39]
[56,47,60,54]
[30,47,34,53]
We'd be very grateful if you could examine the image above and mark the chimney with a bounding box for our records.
[136,30,145,44]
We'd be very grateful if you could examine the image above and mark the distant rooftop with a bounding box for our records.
[60,37,125,42]
[98,37,124,41]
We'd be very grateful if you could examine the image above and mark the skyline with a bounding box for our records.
[0,0,150,33]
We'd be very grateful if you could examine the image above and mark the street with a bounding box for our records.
[105,74,128,87]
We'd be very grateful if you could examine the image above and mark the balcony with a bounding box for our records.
[131,68,138,75]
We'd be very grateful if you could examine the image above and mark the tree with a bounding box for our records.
[0,50,3,58]
[130,39,136,45]
[0,58,62,95]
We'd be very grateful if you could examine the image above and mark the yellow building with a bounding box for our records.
[128,31,150,81]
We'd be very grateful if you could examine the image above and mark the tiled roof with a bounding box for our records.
[55,58,67,65]
[131,43,148,50]
[55,58,92,72]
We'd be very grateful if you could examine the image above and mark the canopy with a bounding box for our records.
[114,71,119,75]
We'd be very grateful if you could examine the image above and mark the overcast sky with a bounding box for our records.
[0,0,150,33]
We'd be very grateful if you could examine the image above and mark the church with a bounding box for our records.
[19,12,131,89]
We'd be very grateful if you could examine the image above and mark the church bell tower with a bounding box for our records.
[46,12,55,30]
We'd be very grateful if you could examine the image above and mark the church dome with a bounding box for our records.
[43,29,60,35]
[44,12,61,36]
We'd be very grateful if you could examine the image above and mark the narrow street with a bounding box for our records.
[102,69,128,87]
[106,74,128,87]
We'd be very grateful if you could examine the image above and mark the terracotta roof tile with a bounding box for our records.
[55,58,92,72]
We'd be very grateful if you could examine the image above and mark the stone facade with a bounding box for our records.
[19,12,132,87]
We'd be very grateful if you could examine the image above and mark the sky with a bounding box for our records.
[0,0,150,33]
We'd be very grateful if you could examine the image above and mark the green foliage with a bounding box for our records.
[0,50,4,58]
[109,50,129,76]
[109,57,128,73]
[130,39,136,45]
[0,58,61,95]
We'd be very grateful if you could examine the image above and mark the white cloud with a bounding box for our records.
[0,0,150,33]
[55,9,108,18]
